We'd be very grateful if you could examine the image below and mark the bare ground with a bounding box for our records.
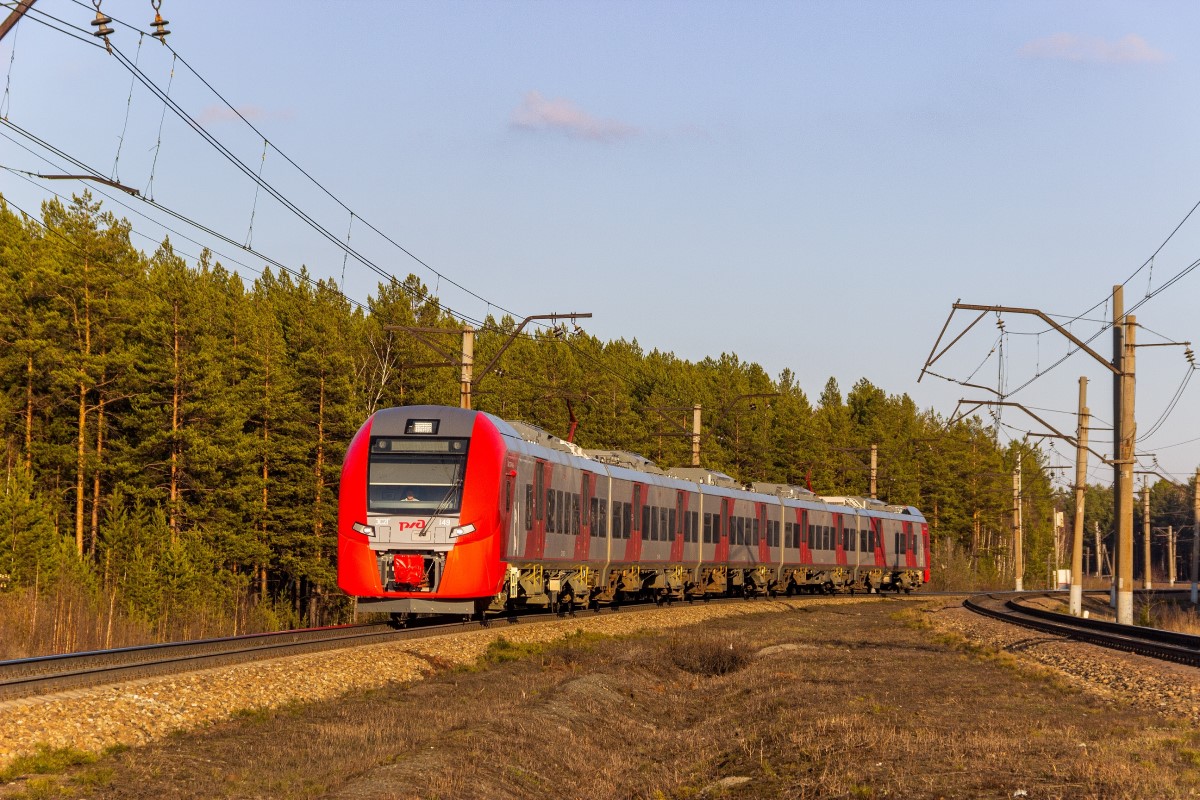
[4,597,1200,799]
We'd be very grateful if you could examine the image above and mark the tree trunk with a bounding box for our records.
[23,354,32,475]
[259,349,270,602]
[89,387,105,557]
[75,379,86,558]
[169,299,181,543]
[313,373,325,537]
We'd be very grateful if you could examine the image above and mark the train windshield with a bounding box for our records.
[367,437,468,514]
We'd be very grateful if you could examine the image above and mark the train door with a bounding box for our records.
[523,459,548,560]
[870,517,885,567]
[623,482,645,563]
[756,502,770,564]
[904,521,916,568]
[500,455,518,559]
[716,497,731,562]
[796,508,810,565]
[574,472,592,561]
[670,490,686,562]
[833,512,847,566]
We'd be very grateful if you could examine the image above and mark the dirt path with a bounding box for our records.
[4,598,1199,799]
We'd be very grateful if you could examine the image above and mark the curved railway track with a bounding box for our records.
[964,591,1200,667]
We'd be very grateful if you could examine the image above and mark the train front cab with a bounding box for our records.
[337,406,509,618]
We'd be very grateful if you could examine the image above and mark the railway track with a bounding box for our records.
[0,597,740,701]
[964,591,1200,667]
[2,591,936,702]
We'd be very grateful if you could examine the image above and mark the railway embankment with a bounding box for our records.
[0,597,864,772]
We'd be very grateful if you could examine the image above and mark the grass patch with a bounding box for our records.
[666,631,751,676]
[481,635,546,665]
[0,746,97,784]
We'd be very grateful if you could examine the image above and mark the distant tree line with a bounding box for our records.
[3,192,1144,640]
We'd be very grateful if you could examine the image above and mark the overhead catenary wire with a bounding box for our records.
[6,4,495,330]
[54,0,533,327]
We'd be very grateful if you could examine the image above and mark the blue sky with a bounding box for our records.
[2,1,1199,485]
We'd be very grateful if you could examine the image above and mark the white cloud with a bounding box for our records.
[510,91,637,142]
[1019,33,1168,64]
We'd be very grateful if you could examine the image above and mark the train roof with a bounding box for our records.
[486,408,925,519]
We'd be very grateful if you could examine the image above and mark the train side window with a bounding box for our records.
[753,518,760,546]
[668,508,677,539]
[641,505,650,540]
[712,514,721,542]
[598,499,607,536]
[860,529,867,552]
[525,485,534,531]
[894,531,902,553]
[703,513,712,544]
[650,507,658,541]
[824,525,832,550]
[589,497,598,535]
[546,490,555,533]
[572,494,580,536]
[691,511,699,543]
[557,490,565,534]
[623,502,632,539]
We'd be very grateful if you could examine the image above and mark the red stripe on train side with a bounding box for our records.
[921,523,930,582]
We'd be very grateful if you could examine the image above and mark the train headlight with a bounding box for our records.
[351,521,375,537]
[449,523,476,539]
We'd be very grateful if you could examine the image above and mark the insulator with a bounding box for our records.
[91,11,114,38]
[151,12,170,42]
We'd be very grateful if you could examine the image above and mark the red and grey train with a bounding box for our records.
[337,405,929,618]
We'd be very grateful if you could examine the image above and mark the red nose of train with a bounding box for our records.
[337,406,509,616]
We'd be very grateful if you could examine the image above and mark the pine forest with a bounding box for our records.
[1,194,1190,658]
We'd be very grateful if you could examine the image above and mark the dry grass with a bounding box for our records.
[666,631,751,676]
[3,600,1198,799]
[0,583,313,660]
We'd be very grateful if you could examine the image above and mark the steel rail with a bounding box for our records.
[964,592,1200,667]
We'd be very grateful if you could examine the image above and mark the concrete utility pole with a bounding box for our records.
[1192,468,1199,605]
[691,405,701,466]
[1013,458,1023,591]
[1111,286,1124,611]
[919,292,1142,621]
[388,312,591,412]
[1141,477,1152,590]
[1069,376,1089,616]
[459,327,474,410]
[1116,312,1137,623]
[870,444,878,499]
[1168,525,1176,586]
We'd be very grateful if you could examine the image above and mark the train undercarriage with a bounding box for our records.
[489,562,926,615]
